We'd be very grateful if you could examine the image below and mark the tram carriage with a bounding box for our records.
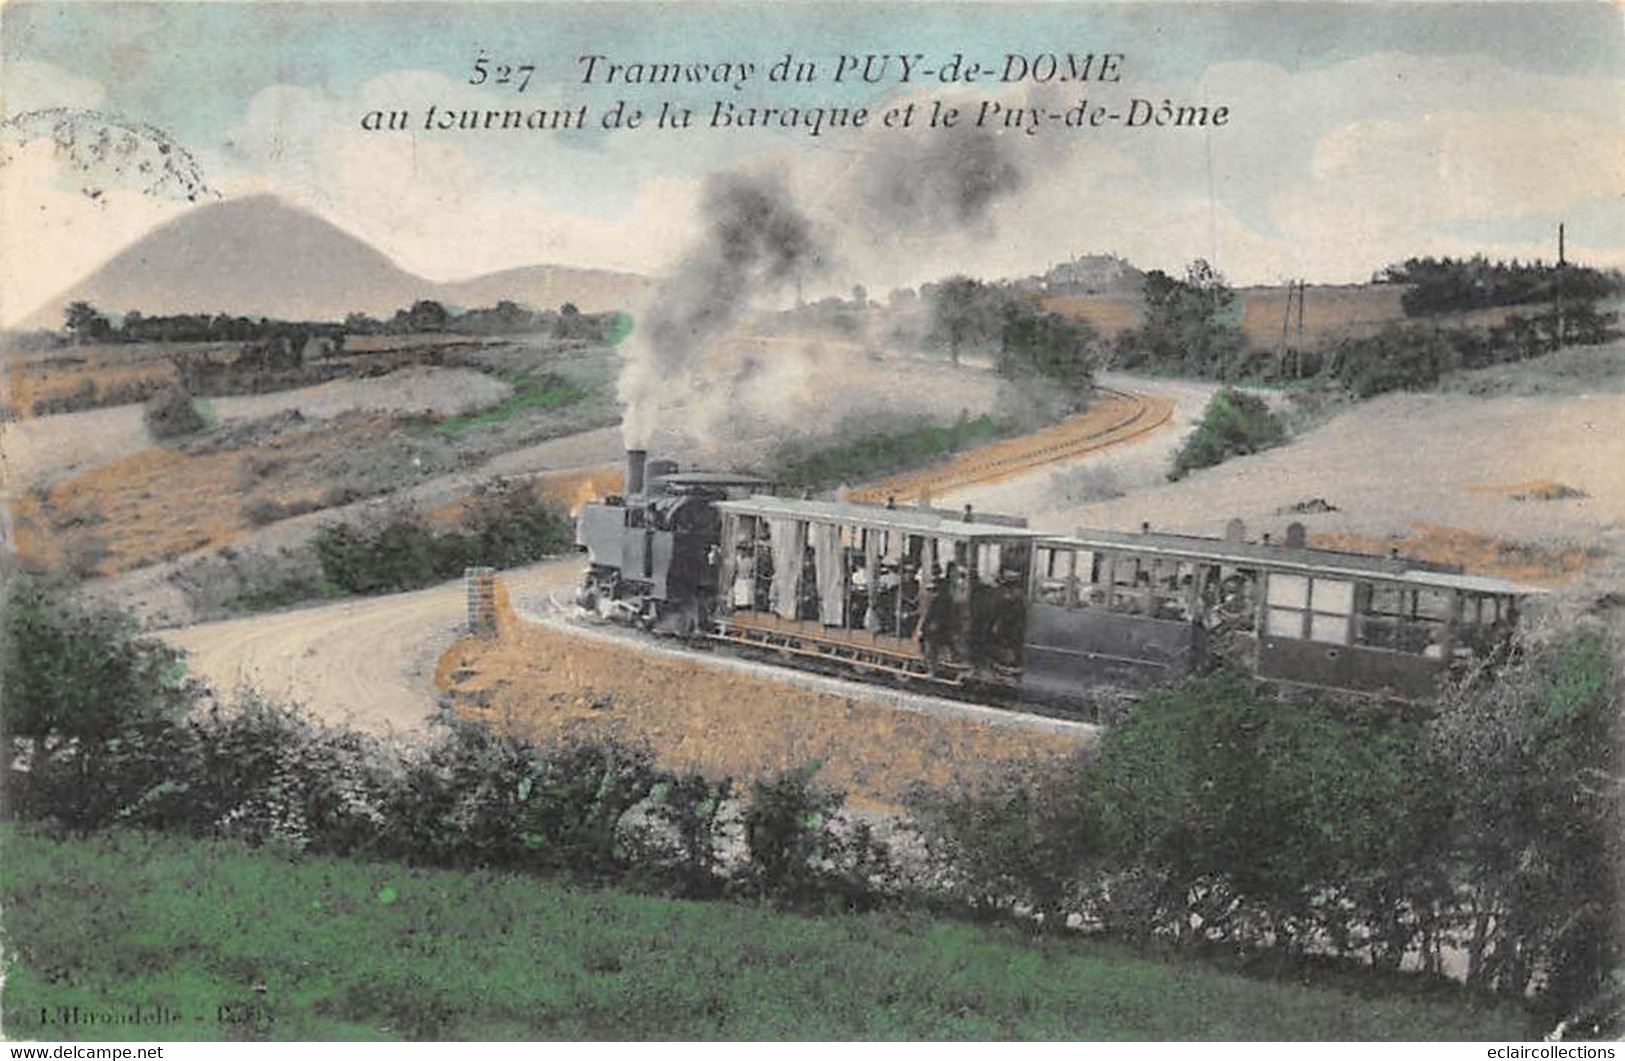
[712,495,1041,684]
[1026,525,1535,702]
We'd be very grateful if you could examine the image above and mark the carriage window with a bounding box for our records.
[1268,574,1309,609]
[1032,546,1073,605]
[1266,607,1304,638]
[1307,579,1352,644]
[1106,555,1152,614]
[1266,575,1352,643]
[1150,560,1198,621]
[1354,583,1453,654]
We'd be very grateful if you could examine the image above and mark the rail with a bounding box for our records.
[849,387,1174,503]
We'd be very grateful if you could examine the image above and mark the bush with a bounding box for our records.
[907,756,1096,929]
[634,772,735,897]
[242,496,325,526]
[312,484,571,595]
[1167,388,1285,480]
[2,574,202,830]
[31,378,98,416]
[1084,673,1464,962]
[183,693,394,851]
[143,384,206,439]
[1429,627,1622,1021]
[741,762,891,906]
[384,713,662,874]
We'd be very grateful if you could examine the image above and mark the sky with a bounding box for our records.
[2,1,1623,324]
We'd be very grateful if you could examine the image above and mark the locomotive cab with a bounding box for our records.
[575,450,767,633]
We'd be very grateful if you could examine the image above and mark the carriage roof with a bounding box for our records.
[716,495,1042,540]
[1045,527,1545,597]
[654,471,771,487]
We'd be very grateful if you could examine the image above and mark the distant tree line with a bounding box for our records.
[1376,255,1625,317]
[342,299,622,341]
[59,298,626,346]
[64,300,345,346]
[1109,257,1620,397]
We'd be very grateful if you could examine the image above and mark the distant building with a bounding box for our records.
[1042,254,1143,295]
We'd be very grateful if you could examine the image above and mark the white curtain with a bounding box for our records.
[719,518,737,608]
[812,522,846,627]
[770,518,806,620]
[863,532,881,631]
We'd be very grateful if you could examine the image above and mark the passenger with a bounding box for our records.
[898,562,922,638]
[754,550,774,612]
[987,575,1027,666]
[732,544,755,609]
[799,551,819,621]
[920,567,955,671]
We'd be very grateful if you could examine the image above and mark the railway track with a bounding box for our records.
[848,386,1175,503]
[508,596,1101,740]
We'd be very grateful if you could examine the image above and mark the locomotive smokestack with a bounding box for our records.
[626,449,648,496]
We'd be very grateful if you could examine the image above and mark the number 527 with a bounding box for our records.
[469,53,535,93]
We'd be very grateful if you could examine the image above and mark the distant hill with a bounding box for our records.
[20,195,648,329]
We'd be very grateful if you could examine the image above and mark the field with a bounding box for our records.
[0,827,1530,1041]
[3,334,624,599]
[1041,284,1414,345]
[2,334,500,417]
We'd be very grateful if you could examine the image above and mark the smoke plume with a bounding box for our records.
[618,117,1034,453]
[619,170,827,446]
[856,125,1026,237]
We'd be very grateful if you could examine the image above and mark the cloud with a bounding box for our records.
[1,60,107,115]
[218,71,715,280]
[0,138,198,325]
[1269,106,1625,278]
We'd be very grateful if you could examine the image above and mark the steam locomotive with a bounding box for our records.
[576,449,1542,704]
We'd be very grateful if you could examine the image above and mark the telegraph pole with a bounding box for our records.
[1555,222,1566,348]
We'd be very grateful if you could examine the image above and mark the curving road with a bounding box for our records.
[162,559,583,735]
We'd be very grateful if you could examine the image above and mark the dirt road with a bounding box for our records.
[162,558,584,734]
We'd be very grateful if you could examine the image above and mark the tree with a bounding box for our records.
[997,300,1098,396]
[1116,261,1250,378]
[396,299,449,333]
[3,574,201,827]
[924,276,1002,366]
[63,301,111,344]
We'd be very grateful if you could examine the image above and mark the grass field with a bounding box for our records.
[770,413,1010,492]
[433,370,586,436]
[0,828,1528,1041]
